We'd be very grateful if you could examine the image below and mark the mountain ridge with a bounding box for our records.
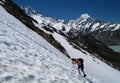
[22,6,120,46]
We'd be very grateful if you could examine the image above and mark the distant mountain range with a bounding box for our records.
[22,6,120,46]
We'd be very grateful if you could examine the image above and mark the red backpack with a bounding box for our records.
[78,58,84,64]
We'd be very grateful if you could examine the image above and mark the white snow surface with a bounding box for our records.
[52,31,120,83]
[0,5,120,83]
[113,24,120,31]
[80,14,90,19]
[0,5,92,83]
[91,23,100,32]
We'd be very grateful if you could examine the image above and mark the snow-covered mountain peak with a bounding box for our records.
[80,13,90,19]
[22,6,38,16]
[21,6,72,32]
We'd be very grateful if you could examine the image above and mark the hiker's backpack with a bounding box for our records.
[78,58,84,63]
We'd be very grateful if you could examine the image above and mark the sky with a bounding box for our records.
[13,0,120,23]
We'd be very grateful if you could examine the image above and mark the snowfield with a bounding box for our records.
[52,32,120,83]
[0,5,120,83]
[0,5,90,83]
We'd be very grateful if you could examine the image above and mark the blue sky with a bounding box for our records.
[13,0,120,23]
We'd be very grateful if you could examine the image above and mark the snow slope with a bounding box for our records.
[0,5,89,83]
[52,32,120,83]
[23,5,120,83]
[32,8,120,83]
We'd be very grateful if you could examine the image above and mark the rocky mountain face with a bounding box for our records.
[69,14,120,46]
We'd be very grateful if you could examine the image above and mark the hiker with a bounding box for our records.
[72,58,86,77]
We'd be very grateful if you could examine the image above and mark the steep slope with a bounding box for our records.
[20,4,120,83]
[52,32,120,83]
[0,3,91,83]
[1,0,69,57]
